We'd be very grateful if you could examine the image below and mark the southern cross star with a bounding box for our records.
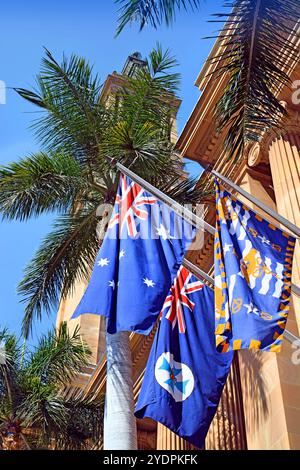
[108,280,115,290]
[159,357,189,394]
[244,301,260,317]
[156,224,172,241]
[224,243,233,255]
[98,258,109,267]
[143,277,155,288]
[258,235,271,245]
[119,249,126,259]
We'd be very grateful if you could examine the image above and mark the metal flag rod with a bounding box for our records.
[291,283,300,298]
[117,161,300,298]
[210,168,300,239]
[182,258,214,285]
[182,259,299,346]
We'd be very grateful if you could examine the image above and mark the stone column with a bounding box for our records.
[234,166,295,449]
[156,424,196,450]
[267,131,300,449]
[206,355,247,449]
[268,131,300,336]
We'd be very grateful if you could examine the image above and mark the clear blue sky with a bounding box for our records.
[0,0,224,343]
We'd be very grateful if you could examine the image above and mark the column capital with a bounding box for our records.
[246,103,300,167]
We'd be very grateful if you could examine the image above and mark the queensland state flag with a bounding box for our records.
[72,174,196,334]
[214,180,296,353]
[135,266,233,448]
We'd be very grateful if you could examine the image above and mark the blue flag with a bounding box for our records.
[214,180,296,353]
[72,174,196,334]
[135,266,233,448]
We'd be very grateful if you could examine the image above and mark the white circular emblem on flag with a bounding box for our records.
[155,352,194,402]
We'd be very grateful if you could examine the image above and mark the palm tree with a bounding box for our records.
[116,0,300,160]
[0,46,208,449]
[0,323,104,450]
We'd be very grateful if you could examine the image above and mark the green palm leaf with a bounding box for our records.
[0,324,103,449]
[210,0,300,160]
[15,49,110,168]
[25,323,90,385]
[59,390,104,449]
[0,152,84,221]
[101,44,180,175]
[18,207,101,338]
[115,0,202,34]
[155,173,213,205]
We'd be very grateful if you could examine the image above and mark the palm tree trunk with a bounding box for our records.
[104,331,137,450]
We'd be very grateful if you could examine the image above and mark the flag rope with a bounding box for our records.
[116,162,300,346]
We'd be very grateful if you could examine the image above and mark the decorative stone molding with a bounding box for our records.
[247,142,262,167]
[246,104,300,167]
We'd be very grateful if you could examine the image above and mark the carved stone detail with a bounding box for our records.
[248,105,300,166]
[247,142,262,167]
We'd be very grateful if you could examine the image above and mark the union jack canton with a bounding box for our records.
[162,266,205,333]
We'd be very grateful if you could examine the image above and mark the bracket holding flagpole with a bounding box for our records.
[115,161,300,344]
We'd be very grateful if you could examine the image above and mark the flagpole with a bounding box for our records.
[116,162,300,299]
[182,259,300,346]
[207,167,300,239]
[182,258,214,285]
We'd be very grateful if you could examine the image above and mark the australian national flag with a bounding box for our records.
[214,180,296,353]
[72,174,196,334]
[135,266,233,448]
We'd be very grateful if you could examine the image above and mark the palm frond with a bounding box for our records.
[0,325,103,450]
[0,152,84,221]
[101,45,180,175]
[101,120,175,178]
[0,329,18,370]
[18,206,101,338]
[15,49,110,167]
[147,44,180,92]
[0,330,19,396]
[115,0,202,34]
[210,0,300,161]
[13,88,46,108]
[119,45,180,127]
[21,384,69,436]
[25,323,91,386]
[155,173,213,205]
[57,389,104,450]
